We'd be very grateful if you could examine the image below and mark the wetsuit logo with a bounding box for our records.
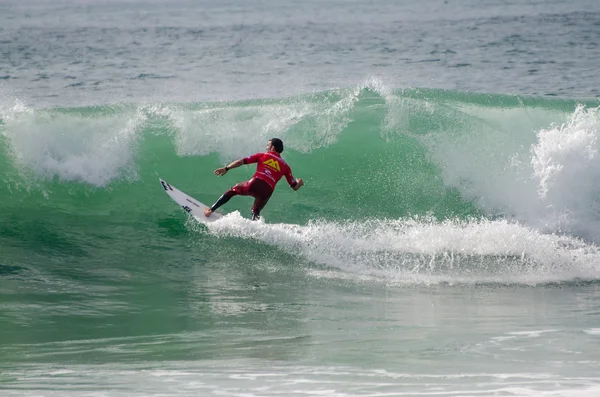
[263,159,281,172]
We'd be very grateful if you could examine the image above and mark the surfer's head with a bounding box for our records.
[268,138,284,153]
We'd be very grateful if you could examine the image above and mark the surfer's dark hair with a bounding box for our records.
[270,138,284,153]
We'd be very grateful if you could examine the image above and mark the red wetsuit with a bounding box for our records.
[243,151,295,189]
[226,151,297,217]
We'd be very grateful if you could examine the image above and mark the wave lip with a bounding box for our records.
[1,100,145,186]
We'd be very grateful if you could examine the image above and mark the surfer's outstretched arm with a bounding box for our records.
[214,159,244,176]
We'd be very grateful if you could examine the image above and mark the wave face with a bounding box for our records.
[2,86,600,285]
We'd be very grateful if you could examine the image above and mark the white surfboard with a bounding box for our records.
[159,178,223,223]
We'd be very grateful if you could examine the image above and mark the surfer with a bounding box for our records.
[204,138,304,220]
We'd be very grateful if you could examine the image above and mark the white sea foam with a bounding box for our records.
[2,362,600,397]
[413,101,600,243]
[206,213,600,285]
[157,87,361,162]
[0,100,145,186]
[529,105,600,237]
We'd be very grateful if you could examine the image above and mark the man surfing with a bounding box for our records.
[204,138,304,221]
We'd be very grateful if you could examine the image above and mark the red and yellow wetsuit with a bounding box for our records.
[210,151,299,219]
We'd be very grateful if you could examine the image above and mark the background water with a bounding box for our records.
[2,0,600,396]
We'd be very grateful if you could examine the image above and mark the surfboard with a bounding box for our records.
[159,178,223,223]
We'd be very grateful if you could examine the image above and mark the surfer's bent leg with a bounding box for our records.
[208,182,247,212]
[251,198,269,220]
[248,179,273,221]
[209,191,234,212]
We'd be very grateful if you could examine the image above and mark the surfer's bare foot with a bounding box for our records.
[204,208,212,217]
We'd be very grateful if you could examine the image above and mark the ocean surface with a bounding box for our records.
[2,0,600,396]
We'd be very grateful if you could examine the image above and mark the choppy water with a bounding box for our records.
[2,0,600,107]
[2,0,600,396]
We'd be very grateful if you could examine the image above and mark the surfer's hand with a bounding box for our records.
[293,178,304,191]
[215,167,227,176]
